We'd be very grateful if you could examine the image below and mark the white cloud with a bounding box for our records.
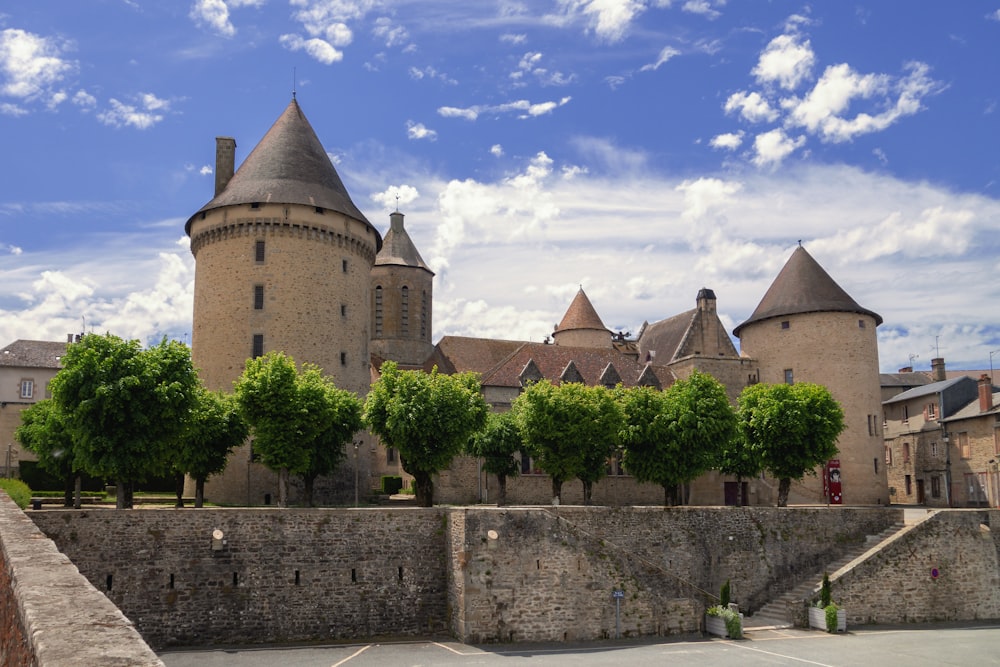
[752,32,815,90]
[280,34,344,64]
[372,16,409,47]
[640,45,681,72]
[724,90,778,123]
[752,128,805,167]
[408,65,457,85]
[682,0,722,20]
[709,131,744,150]
[557,0,648,42]
[0,28,76,107]
[72,89,96,108]
[500,33,527,45]
[437,97,571,121]
[199,165,213,176]
[490,144,504,157]
[97,93,171,129]
[370,184,420,211]
[406,120,437,141]
[190,0,236,37]
[785,61,940,143]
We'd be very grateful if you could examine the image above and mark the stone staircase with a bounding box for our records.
[742,520,909,630]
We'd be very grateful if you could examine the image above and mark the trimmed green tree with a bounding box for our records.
[514,381,623,505]
[364,361,488,507]
[737,382,844,507]
[297,368,363,507]
[16,399,81,507]
[172,388,248,507]
[620,372,736,506]
[467,411,523,506]
[49,334,199,509]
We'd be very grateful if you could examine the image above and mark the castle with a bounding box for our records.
[186,99,889,507]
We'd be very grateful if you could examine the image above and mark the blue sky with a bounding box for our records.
[2,1,1000,374]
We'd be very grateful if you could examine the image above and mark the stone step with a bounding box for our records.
[747,522,906,627]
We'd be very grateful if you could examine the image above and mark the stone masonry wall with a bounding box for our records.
[30,508,449,650]
[0,493,163,666]
[449,506,901,642]
[831,510,1000,624]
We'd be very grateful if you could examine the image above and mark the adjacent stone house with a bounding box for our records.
[940,375,1000,506]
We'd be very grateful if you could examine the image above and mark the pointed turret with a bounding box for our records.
[733,246,881,336]
[375,211,432,273]
[552,288,611,348]
[186,98,373,235]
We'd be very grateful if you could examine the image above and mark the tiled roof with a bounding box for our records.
[186,99,375,236]
[0,340,67,369]
[636,308,695,363]
[426,336,528,375]
[480,342,674,389]
[556,288,608,333]
[940,391,1000,422]
[734,246,882,336]
[882,376,970,405]
[375,211,432,273]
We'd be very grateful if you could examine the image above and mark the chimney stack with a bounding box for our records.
[898,366,913,373]
[979,374,994,412]
[214,137,236,197]
[931,357,946,382]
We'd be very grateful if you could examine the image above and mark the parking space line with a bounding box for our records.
[331,643,372,666]
[732,642,834,666]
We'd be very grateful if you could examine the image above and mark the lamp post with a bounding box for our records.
[353,440,360,507]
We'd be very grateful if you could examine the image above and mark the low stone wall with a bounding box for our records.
[448,506,902,642]
[0,492,163,666]
[30,507,450,649]
[832,510,1000,625]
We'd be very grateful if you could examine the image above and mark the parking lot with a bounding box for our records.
[160,622,1000,666]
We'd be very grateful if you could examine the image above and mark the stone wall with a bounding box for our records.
[30,507,449,650]
[448,506,901,642]
[832,510,1000,624]
[0,493,163,666]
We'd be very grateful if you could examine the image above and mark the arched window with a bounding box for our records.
[374,286,383,338]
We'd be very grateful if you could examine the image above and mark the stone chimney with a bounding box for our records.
[390,210,404,233]
[931,357,946,382]
[898,366,913,373]
[214,136,237,197]
[696,287,717,313]
[980,374,994,412]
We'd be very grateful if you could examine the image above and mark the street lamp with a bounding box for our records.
[353,440,360,507]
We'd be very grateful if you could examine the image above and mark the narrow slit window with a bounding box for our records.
[252,334,264,359]
[254,284,264,310]
[255,240,265,263]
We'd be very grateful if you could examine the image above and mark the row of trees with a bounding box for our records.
[16,334,843,510]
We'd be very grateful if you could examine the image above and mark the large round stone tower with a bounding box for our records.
[734,245,889,506]
[185,99,382,504]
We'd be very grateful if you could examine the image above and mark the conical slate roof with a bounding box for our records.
[556,288,608,333]
[733,245,882,337]
[375,211,432,274]
[186,99,371,233]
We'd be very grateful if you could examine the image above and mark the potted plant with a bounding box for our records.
[705,580,742,638]
[808,573,846,632]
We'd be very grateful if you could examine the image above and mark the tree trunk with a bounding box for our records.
[663,483,678,506]
[551,477,563,505]
[174,472,185,508]
[195,477,205,508]
[582,480,593,506]
[413,471,434,507]
[777,478,791,507]
[303,472,317,507]
[496,474,507,507]
[63,472,74,507]
[117,479,134,509]
[73,475,82,510]
[278,468,289,507]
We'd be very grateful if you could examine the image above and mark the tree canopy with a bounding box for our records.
[467,410,523,506]
[172,388,249,507]
[15,399,79,506]
[620,371,736,505]
[235,351,362,506]
[364,361,488,507]
[737,381,844,506]
[49,334,199,508]
[514,380,622,505]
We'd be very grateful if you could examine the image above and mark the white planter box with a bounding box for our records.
[705,613,742,638]
[808,606,846,632]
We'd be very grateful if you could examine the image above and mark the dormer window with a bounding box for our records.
[250,202,261,209]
